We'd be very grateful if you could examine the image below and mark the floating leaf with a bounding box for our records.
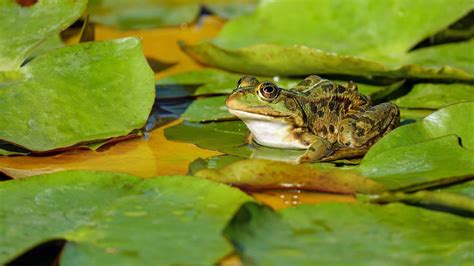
[225,202,474,266]
[359,135,474,190]
[195,159,385,194]
[358,102,474,190]
[183,0,474,80]
[365,102,474,157]
[0,120,220,179]
[182,96,235,122]
[88,0,199,29]
[88,0,257,30]
[369,189,474,217]
[0,0,86,71]
[165,120,251,158]
[0,171,251,264]
[393,83,474,109]
[399,108,434,121]
[183,40,474,80]
[440,179,474,198]
[0,38,155,152]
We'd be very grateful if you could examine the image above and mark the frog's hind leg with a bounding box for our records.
[338,103,400,148]
[297,135,334,163]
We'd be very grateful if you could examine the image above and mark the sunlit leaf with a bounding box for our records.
[358,102,474,189]
[440,179,474,198]
[365,102,474,156]
[225,202,474,266]
[0,0,86,71]
[88,0,257,30]
[369,189,474,216]
[183,0,474,80]
[181,96,234,122]
[0,38,155,152]
[0,171,251,264]
[165,120,251,158]
[195,159,385,194]
[394,83,474,109]
[0,120,220,178]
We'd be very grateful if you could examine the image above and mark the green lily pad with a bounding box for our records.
[440,179,474,198]
[0,38,155,152]
[358,102,474,190]
[225,202,474,266]
[399,108,434,121]
[368,189,474,217]
[181,96,234,122]
[0,0,86,71]
[88,0,199,29]
[205,1,258,19]
[394,83,474,109]
[88,0,258,30]
[165,120,251,158]
[0,170,251,264]
[365,102,474,157]
[195,159,385,194]
[183,0,474,80]
[183,40,474,80]
[359,135,474,190]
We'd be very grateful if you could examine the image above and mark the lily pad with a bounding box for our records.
[440,179,474,198]
[195,159,385,194]
[364,102,474,157]
[358,102,474,190]
[0,0,86,71]
[88,0,258,30]
[164,120,251,158]
[88,0,199,29]
[181,96,234,122]
[225,202,474,266]
[368,189,474,217]
[0,170,251,264]
[0,38,155,152]
[358,135,474,190]
[183,0,474,80]
[393,83,474,109]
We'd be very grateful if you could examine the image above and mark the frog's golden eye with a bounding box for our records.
[237,76,259,88]
[257,82,280,101]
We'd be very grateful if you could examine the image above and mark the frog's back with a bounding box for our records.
[290,76,370,143]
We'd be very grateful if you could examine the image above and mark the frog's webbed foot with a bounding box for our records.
[297,138,334,163]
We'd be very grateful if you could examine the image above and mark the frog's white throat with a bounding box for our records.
[228,109,308,149]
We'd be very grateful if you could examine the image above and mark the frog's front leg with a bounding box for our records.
[297,134,334,163]
[338,103,399,148]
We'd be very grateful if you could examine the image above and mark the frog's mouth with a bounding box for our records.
[227,108,289,121]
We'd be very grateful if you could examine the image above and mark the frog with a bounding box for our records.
[225,75,400,162]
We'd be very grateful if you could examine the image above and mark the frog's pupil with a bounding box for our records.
[263,86,274,93]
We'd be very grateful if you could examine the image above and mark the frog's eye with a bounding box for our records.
[257,82,280,101]
[237,76,259,88]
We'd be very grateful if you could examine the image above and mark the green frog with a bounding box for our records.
[226,75,400,162]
